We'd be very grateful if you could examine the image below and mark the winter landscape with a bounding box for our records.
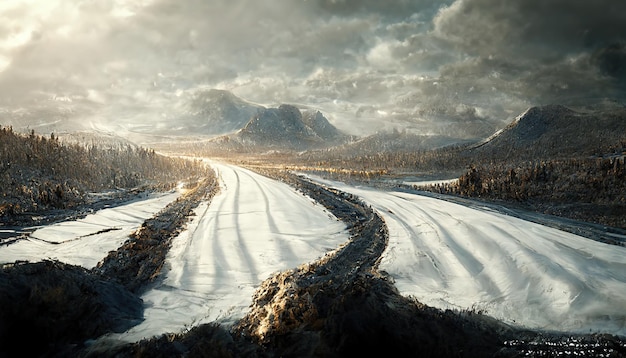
[1,1,626,357]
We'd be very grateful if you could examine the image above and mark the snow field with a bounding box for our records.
[307,177,626,336]
[0,191,181,268]
[4,164,625,343]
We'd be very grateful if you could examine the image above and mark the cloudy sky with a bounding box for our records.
[1,0,625,137]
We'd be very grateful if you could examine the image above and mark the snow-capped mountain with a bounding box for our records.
[327,129,471,156]
[175,89,264,136]
[207,104,350,152]
[473,104,626,158]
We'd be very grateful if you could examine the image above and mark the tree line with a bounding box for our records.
[416,157,626,229]
[0,126,206,219]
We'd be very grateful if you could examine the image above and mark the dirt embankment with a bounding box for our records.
[0,259,144,357]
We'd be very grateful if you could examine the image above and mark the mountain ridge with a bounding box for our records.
[206,104,350,152]
[174,89,265,136]
[472,103,626,159]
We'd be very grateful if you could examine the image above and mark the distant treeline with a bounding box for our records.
[417,157,626,229]
[254,133,626,229]
[291,136,626,175]
[0,126,206,218]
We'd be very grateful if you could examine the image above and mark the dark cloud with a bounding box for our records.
[379,32,458,73]
[592,42,626,81]
[434,0,626,58]
[312,0,452,20]
[0,0,624,138]
[431,0,626,107]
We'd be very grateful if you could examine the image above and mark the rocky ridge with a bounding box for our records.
[207,104,350,152]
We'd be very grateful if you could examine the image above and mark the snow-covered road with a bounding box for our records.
[305,176,626,336]
[0,191,181,268]
[114,163,349,342]
[3,163,626,343]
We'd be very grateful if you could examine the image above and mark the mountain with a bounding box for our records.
[175,89,264,136]
[301,110,345,141]
[0,100,99,135]
[207,104,350,152]
[472,104,626,160]
[319,129,468,158]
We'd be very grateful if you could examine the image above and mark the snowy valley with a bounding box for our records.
[1,96,626,357]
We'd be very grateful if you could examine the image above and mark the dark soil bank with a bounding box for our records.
[0,260,143,357]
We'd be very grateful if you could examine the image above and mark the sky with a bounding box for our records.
[0,0,625,137]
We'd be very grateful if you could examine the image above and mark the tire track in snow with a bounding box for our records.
[413,203,504,298]
[412,200,593,319]
[0,191,182,268]
[116,163,350,342]
[375,195,448,288]
[189,193,233,291]
[236,168,298,261]
[387,193,488,284]
[169,168,231,292]
[381,192,505,304]
[179,165,258,290]
[303,176,626,336]
[230,168,261,285]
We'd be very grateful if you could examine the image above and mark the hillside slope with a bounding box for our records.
[412,105,626,230]
[206,104,350,152]
[473,104,626,160]
[0,126,205,226]
[176,89,264,135]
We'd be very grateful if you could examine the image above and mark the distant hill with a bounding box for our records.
[206,104,350,152]
[174,89,264,136]
[471,104,626,160]
[327,129,470,157]
[0,101,97,135]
